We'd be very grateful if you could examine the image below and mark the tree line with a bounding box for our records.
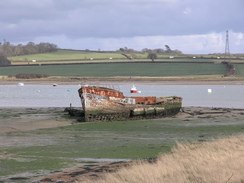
[0,40,58,57]
[119,45,182,61]
[119,45,182,55]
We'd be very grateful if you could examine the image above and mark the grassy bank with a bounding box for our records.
[84,135,244,183]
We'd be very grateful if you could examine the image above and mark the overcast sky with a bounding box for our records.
[1,0,243,54]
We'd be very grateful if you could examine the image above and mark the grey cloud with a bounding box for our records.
[0,0,243,45]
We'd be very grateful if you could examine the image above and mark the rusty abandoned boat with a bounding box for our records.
[78,85,182,122]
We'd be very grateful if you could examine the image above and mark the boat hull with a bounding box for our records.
[78,86,182,122]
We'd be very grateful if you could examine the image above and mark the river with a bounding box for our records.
[0,84,243,108]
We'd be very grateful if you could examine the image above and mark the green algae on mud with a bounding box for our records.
[1,107,244,178]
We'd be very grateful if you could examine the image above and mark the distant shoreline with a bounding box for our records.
[0,77,244,85]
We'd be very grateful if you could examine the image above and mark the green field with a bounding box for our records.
[8,50,223,63]
[8,50,140,61]
[0,62,226,77]
[234,63,244,76]
[4,50,244,78]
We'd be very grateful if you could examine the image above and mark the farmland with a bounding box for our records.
[0,62,226,78]
[234,63,244,76]
[1,49,244,80]
[8,49,225,64]
[8,50,128,62]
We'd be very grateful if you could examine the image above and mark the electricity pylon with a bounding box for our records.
[224,30,231,62]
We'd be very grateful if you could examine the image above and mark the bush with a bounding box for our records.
[14,73,49,79]
[222,61,235,77]
[147,53,157,61]
[0,55,11,66]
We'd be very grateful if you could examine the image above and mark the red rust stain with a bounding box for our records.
[82,87,125,98]
[132,97,157,105]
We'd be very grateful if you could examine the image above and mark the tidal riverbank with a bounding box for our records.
[1,106,244,182]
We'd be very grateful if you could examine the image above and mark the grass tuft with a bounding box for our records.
[82,135,244,183]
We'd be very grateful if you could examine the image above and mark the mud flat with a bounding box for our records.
[1,107,244,182]
[0,107,72,134]
[1,106,244,134]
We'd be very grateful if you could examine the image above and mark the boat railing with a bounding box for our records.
[96,84,120,91]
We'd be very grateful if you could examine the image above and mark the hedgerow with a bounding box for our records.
[12,73,49,79]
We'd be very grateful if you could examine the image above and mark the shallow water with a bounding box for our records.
[124,85,244,108]
[0,85,243,108]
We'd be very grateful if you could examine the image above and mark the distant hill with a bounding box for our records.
[8,49,241,66]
